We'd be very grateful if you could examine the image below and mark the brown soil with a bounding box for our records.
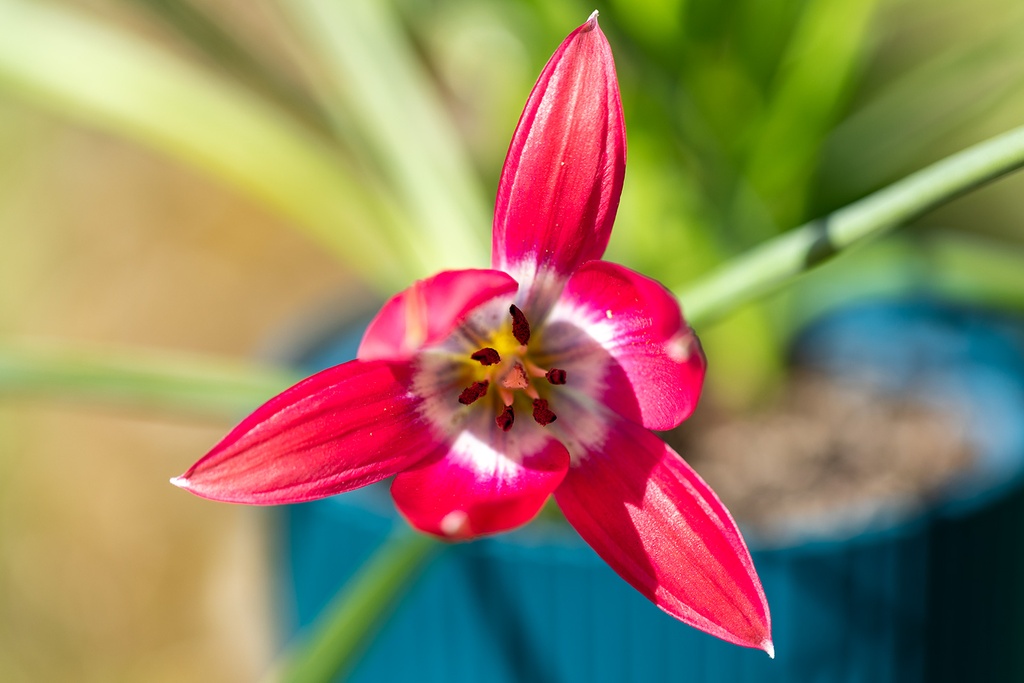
[670,372,975,544]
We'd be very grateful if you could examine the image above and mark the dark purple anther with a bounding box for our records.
[545,368,567,385]
[471,347,501,365]
[532,399,557,426]
[458,380,490,405]
[510,305,531,345]
[496,404,515,431]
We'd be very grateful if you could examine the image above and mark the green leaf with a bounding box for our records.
[124,0,335,133]
[0,0,414,291]
[824,14,1024,198]
[0,339,297,419]
[282,0,489,273]
[740,0,882,230]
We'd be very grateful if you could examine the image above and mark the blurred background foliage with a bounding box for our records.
[1,0,1023,680]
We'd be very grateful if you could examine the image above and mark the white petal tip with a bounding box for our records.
[169,475,190,490]
[762,639,775,659]
[585,10,599,28]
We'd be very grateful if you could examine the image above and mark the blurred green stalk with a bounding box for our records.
[681,122,1024,328]
[0,339,297,419]
[272,529,438,683]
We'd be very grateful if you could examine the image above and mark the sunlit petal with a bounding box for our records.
[555,416,772,653]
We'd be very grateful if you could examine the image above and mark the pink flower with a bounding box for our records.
[173,12,771,654]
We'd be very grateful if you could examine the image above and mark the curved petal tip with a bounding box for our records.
[763,639,776,659]
[170,475,188,490]
[585,10,599,29]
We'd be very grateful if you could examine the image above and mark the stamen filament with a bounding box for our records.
[524,360,548,378]
[497,385,515,407]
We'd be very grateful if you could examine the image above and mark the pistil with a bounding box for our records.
[500,363,529,390]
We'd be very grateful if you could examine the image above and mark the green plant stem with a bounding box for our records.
[0,339,297,419]
[680,123,1024,328]
[274,530,438,683]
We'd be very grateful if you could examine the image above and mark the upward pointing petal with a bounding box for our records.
[492,12,625,281]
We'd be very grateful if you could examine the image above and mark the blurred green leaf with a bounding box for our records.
[282,0,489,273]
[273,529,437,683]
[125,0,334,134]
[609,0,684,49]
[927,231,1024,310]
[0,0,415,291]
[740,0,881,231]
[0,339,297,419]
[823,12,1024,200]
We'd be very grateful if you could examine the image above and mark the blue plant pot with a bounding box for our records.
[279,299,1024,682]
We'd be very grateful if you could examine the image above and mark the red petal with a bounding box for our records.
[391,420,569,539]
[555,418,772,652]
[172,360,442,504]
[358,269,518,361]
[548,260,706,430]
[492,12,625,282]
